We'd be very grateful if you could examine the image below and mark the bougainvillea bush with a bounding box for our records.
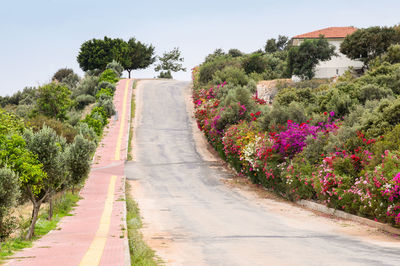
[192,62,400,226]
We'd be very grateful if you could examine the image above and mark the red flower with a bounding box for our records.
[255,111,261,116]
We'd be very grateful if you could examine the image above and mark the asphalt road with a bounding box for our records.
[125,80,400,266]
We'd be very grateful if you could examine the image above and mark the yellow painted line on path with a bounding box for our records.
[79,175,117,266]
[115,79,130,161]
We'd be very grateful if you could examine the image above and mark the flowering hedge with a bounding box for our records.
[193,76,400,226]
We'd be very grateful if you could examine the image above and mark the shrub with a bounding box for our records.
[106,60,124,77]
[281,157,316,201]
[52,68,74,82]
[356,84,393,104]
[98,69,119,84]
[96,94,116,117]
[35,83,72,121]
[75,94,96,110]
[27,115,78,143]
[199,56,240,85]
[95,88,114,99]
[75,75,99,96]
[228,48,243,57]
[0,167,20,242]
[97,81,116,94]
[66,134,96,190]
[66,110,82,127]
[0,108,24,135]
[61,72,80,90]
[75,122,98,144]
[242,53,268,74]
[82,107,108,136]
[212,66,249,86]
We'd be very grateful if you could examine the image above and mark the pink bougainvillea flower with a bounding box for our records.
[330,111,335,117]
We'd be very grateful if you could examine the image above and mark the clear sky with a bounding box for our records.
[0,0,399,96]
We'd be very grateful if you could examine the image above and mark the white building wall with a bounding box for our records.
[295,39,363,79]
[314,40,363,78]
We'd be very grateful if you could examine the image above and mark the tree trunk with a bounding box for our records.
[48,195,53,221]
[26,202,41,240]
[128,70,131,78]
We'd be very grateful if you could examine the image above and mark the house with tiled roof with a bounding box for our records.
[292,26,363,79]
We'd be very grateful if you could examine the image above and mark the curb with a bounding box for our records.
[122,79,133,266]
[297,200,400,236]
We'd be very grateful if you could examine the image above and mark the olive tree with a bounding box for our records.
[0,133,47,240]
[66,134,96,192]
[24,126,69,221]
[154,47,186,79]
[0,168,20,244]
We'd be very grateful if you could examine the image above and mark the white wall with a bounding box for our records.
[315,39,363,78]
[295,39,363,79]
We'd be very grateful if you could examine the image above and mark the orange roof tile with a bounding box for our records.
[292,27,357,39]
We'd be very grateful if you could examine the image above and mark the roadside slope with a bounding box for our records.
[126,79,400,266]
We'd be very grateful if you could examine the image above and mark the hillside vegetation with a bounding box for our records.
[192,25,400,226]
[0,61,122,245]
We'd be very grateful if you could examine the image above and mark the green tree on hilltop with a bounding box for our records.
[155,47,186,79]
[340,26,400,67]
[287,36,336,80]
[77,37,126,72]
[121,38,155,78]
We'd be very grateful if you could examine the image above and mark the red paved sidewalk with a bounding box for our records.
[7,79,132,266]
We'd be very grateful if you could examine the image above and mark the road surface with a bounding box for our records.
[125,80,400,266]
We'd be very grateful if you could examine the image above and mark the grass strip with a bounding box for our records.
[0,192,80,261]
[127,80,137,161]
[125,181,160,265]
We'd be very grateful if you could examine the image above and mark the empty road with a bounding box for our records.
[125,80,400,266]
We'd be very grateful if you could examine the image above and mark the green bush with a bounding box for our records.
[27,115,78,143]
[66,110,82,127]
[52,68,74,82]
[66,134,96,189]
[212,66,248,86]
[75,94,96,110]
[96,94,116,117]
[0,167,20,242]
[98,69,119,84]
[199,56,240,85]
[0,108,24,135]
[83,107,108,136]
[61,72,80,90]
[275,87,316,107]
[242,53,268,74]
[95,88,113,99]
[35,83,72,121]
[356,84,393,104]
[106,60,124,77]
[75,122,98,144]
[75,75,99,96]
[228,48,243,57]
